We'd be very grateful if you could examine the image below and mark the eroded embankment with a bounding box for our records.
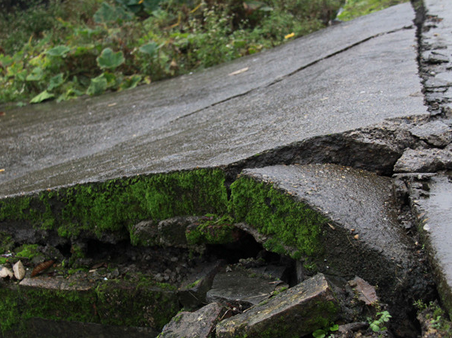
[0,162,436,337]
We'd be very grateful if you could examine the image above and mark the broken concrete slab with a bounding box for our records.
[206,268,287,309]
[409,120,452,147]
[159,302,225,338]
[409,174,452,318]
[178,260,225,309]
[215,273,338,338]
[394,146,452,173]
[232,164,433,319]
[0,3,425,197]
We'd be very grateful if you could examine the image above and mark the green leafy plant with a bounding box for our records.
[368,311,392,332]
[97,48,125,69]
[415,300,452,333]
[313,324,339,338]
[0,0,406,106]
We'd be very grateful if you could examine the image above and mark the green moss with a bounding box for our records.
[0,274,181,335]
[186,214,238,246]
[1,170,330,262]
[186,278,202,289]
[0,285,21,333]
[95,279,179,329]
[0,169,228,241]
[0,196,32,222]
[70,244,85,260]
[0,284,97,335]
[0,231,13,253]
[230,177,327,258]
[14,244,40,259]
[20,288,97,323]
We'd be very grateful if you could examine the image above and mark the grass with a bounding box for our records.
[337,0,409,21]
[0,0,405,107]
[0,0,342,105]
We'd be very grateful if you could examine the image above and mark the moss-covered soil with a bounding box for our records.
[0,273,180,335]
[0,168,329,260]
[0,167,439,337]
[0,168,333,334]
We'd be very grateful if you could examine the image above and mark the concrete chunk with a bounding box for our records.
[159,302,225,338]
[178,260,224,309]
[394,147,452,173]
[234,164,428,316]
[206,268,286,309]
[410,174,452,318]
[409,121,452,147]
[215,273,338,338]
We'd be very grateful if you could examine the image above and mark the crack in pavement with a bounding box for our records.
[173,25,416,124]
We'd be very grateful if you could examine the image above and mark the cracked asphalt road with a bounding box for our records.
[0,2,425,196]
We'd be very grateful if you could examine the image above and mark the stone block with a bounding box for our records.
[215,273,338,338]
[159,302,225,338]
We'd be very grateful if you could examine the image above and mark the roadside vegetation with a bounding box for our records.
[0,0,407,106]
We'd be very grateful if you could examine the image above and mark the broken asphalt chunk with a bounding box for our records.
[215,273,338,338]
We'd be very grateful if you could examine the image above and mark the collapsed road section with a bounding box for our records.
[1,1,452,337]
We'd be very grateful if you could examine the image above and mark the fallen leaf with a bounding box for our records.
[107,103,117,107]
[0,112,5,116]
[351,277,379,305]
[31,260,55,277]
[0,169,5,173]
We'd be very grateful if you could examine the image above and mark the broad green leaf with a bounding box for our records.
[312,329,326,338]
[120,74,141,90]
[94,2,133,23]
[94,3,118,22]
[87,74,108,95]
[103,71,117,87]
[45,45,71,57]
[26,67,44,81]
[0,54,14,67]
[97,48,125,69]
[30,90,55,103]
[139,42,158,56]
[57,86,85,102]
[330,324,339,331]
[47,73,65,91]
